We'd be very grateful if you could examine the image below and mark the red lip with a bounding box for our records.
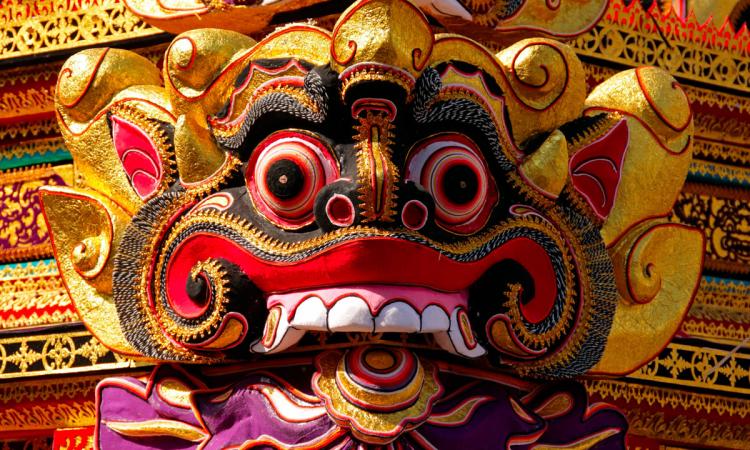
[164,233,556,305]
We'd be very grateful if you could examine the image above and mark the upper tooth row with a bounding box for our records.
[252,296,487,359]
[290,296,451,334]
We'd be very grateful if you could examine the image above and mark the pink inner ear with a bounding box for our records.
[568,119,630,220]
[111,115,164,200]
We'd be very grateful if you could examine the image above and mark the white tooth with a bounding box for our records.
[251,307,305,354]
[434,308,486,358]
[374,302,421,333]
[327,296,373,332]
[420,305,450,332]
[290,297,328,331]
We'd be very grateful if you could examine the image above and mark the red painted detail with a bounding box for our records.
[401,199,428,231]
[111,115,163,200]
[164,234,558,300]
[569,119,629,219]
[171,272,211,319]
[53,427,94,450]
[325,194,355,227]
[515,238,558,324]
[345,346,417,391]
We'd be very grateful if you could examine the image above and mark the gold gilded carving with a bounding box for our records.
[629,342,750,396]
[586,379,750,449]
[0,401,96,431]
[0,0,162,62]
[672,184,750,275]
[36,186,138,354]
[0,117,57,141]
[692,139,750,168]
[689,156,750,186]
[0,259,76,329]
[681,320,750,343]
[0,330,137,379]
[572,0,750,93]
[0,137,67,164]
[688,277,750,325]
[626,410,750,450]
[593,222,703,375]
[0,86,55,120]
[331,0,432,77]
[585,379,750,418]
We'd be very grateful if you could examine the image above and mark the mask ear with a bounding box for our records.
[48,47,178,359]
[582,67,701,376]
[568,119,629,220]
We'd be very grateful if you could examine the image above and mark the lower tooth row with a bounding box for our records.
[251,297,485,358]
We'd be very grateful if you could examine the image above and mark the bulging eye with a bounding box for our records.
[405,133,498,234]
[246,131,338,229]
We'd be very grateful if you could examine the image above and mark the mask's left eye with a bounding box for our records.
[246,130,338,229]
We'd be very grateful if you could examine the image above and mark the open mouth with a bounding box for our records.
[254,284,484,357]
[152,209,565,361]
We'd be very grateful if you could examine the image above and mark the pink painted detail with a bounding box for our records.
[190,192,234,214]
[111,115,163,200]
[326,194,355,227]
[351,98,397,120]
[569,119,630,219]
[402,199,428,230]
[267,285,468,320]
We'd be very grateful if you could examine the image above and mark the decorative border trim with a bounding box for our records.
[0,329,139,379]
[0,259,78,329]
[573,0,750,93]
[0,0,164,62]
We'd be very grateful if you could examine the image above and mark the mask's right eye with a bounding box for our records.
[246,130,338,229]
[405,133,498,235]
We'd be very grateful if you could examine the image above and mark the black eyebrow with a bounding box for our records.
[411,68,514,171]
[215,68,330,150]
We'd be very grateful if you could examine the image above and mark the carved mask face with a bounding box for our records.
[44,0,701,380]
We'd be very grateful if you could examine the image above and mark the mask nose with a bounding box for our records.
[353,111,399,223]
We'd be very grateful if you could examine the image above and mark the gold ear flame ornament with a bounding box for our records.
[592,220,704,376]
[39,186,141,356]
[578,66,700,376]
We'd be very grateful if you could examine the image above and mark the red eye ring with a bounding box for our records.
[405,133,498,234]
[246,130,338,229]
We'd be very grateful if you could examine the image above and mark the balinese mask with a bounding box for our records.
[43,0,703,446]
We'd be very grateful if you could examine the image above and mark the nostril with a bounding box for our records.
[402,199,428,231]
[326,194,355,227]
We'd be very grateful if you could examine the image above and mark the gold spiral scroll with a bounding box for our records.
[39,186,141,357]
[591,220,704,376]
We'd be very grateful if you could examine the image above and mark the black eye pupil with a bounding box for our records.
[266,158,304,199]
[443,164,478,204]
